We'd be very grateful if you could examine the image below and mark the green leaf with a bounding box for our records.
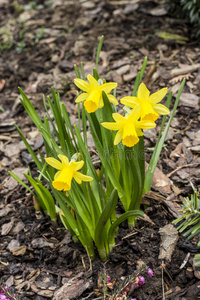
[108,210,144,248]
[24,174,56,221]
[15,124,43,171]
[93,68,100,81]
[80,62,86,80]
[96,35,104,69]
[52,188,80,236]
[144,78,186,193]
[9,171,35,197]
[94,189,118,250]
[132,56,147,96]
[18,87,44,129]
[74,64,81,78]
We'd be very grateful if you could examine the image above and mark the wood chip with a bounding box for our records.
[170,63,200,76]
[12,245,27,256]
[1,218,15,235]
[159,224,179,261]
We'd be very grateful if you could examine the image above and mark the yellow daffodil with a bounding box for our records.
[101,106,156,147]
[74,74,118,113]
[46,154,93,191]
[120,83,169,122]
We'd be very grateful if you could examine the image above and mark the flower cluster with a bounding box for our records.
[74,75,169,148]
[46,75,169,192]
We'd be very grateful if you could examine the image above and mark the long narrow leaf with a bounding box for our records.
[144,78,186,192]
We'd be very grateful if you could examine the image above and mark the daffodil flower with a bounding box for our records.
[74,74,118,113]
[101,106,156,147]
[46,154,93,191]
[120,83,169,122]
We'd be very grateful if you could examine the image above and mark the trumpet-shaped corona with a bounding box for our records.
[46,154,93,191]
[121,83,169,122]
[74,74,118,113]
[101,106,156,147]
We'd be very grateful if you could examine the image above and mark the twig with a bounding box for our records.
[167,163,200,178]
[161,261,165,300]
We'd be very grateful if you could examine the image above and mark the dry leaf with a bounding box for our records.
[1,218,15,235]
[0,79,5,92]
[169,73,194,84]
[12,245,27,256]
[159,224,179,261]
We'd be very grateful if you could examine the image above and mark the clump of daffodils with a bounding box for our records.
[11,36,185,261]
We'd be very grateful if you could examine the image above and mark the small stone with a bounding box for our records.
[7,240,20,252]
[59,61,74,72]
[1,218,15,235]
[182,137,191,147]
[193,130,200,146]
[123,4,139,14]
[116,64,130,75]
[123,71,137,82]
[3,167,28,191]
[31,238,54,249]
[179,93,199,108]
[81,1,95,8]
[0,207,12,217]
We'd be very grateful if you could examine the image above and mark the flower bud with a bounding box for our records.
[147,268,154,277]
[138,275,145,285]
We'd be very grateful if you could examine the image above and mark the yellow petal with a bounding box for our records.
[87,74,98,87]
[53,167,73,191]
[136,120,156,129]
[114,130,123,145]
[128,105,141,122]
[70,160,84,171]
[74,78,91,93]
[84,89,101,113]
[84,100,99,113]
[122,122,137,140]
[54,171,61,180]
[149,88,168,105]
[99,95,104,108]
[46,157,62,170]
[140,100,158,122]
[58,155,69,166]
[122,135,139,147]
[112,113,124,123]
[102,122,122,131]
[75,92,88,103]
[101,82,117,93]
[153,103,170,115]
[136,128,143,137]
[74,172,93,183]
[138,83,150,100]
[107,94,118,105]
[53,180,71,191]
[120,96,139,108]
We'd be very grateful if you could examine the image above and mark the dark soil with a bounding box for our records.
[0,1,200,299]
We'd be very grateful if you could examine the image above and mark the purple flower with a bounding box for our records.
[147,268,154,277]
[107,276,111,282]
[138,275,145,286]
[0,295,9,300]
[131,298,137,300]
